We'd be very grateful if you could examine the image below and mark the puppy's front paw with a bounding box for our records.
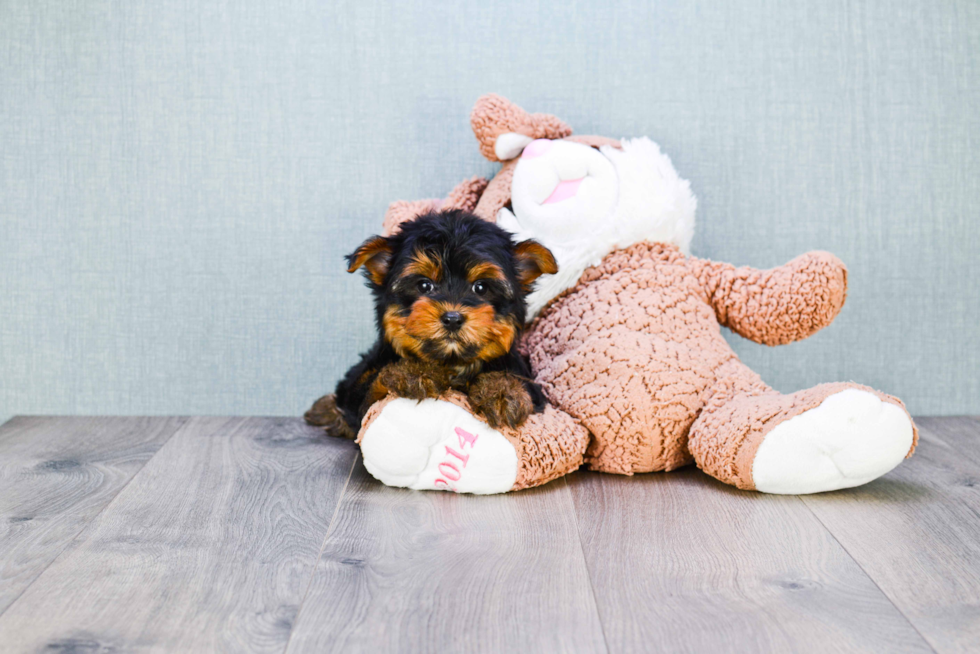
[468,372,534,429]
[304,394,358,439]
[375,359,447,402]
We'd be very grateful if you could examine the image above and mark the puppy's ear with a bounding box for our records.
[346,235,393,285]
[513,239,558,289]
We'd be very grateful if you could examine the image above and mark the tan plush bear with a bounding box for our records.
[354,94,917,495]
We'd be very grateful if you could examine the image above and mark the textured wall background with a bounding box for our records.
[1,0,978,423]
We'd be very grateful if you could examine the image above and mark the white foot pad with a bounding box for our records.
[752,389,914,494]
[360,398,519,494]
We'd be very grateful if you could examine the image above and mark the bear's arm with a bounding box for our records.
[689,251,848,346]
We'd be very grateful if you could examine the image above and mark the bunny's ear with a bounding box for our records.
[381,199,441,237]
[441,176,490,213]
[380,176,490,237]
[470,94,573,162]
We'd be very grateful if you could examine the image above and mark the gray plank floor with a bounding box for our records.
[0,416,977,653]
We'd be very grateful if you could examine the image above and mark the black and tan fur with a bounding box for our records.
[305,210,557,437]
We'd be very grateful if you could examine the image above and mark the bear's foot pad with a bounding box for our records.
[360,398,518,494]
[752,389,914,494]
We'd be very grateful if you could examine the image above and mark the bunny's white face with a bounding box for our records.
[496,134,696,320]
[509,139,618,247]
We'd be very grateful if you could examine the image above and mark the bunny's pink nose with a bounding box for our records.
[521,139,553,159]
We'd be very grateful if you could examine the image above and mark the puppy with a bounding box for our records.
[305,210,558,439]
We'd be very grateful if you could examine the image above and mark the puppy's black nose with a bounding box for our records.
[440,311,465,331]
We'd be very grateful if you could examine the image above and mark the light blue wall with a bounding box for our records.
[1,0,978,419]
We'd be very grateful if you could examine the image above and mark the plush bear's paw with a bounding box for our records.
[359,398,518,494]
[752,389,914,494]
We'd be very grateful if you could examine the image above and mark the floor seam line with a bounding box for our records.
[282,451,359,654]
[564,475,612,654]
[798,496,939,654]
[0,416,191,621]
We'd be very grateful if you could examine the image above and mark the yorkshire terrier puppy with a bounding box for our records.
[305,210,558,439]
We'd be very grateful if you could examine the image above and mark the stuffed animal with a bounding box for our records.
[353,94,917,495]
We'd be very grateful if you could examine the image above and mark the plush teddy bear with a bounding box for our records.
[353,94,917,495]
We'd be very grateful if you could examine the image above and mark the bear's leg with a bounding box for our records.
[689,359,917,494]
[532,326,714,475]
[357,392,590,494]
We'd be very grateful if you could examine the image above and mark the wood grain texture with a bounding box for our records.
[0,417,358,653]
[568,468,933,654]
[803,417,980,653]
[914,417,980,467]
[1,416,978,652]
[286,463,608,654]
[0,416,187,615]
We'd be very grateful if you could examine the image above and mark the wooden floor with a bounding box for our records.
[0,417,978,653]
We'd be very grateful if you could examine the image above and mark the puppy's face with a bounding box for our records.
[347,211,557,365]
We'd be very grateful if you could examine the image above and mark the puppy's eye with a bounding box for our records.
[417,279,434,294]
[471,281,488,296]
